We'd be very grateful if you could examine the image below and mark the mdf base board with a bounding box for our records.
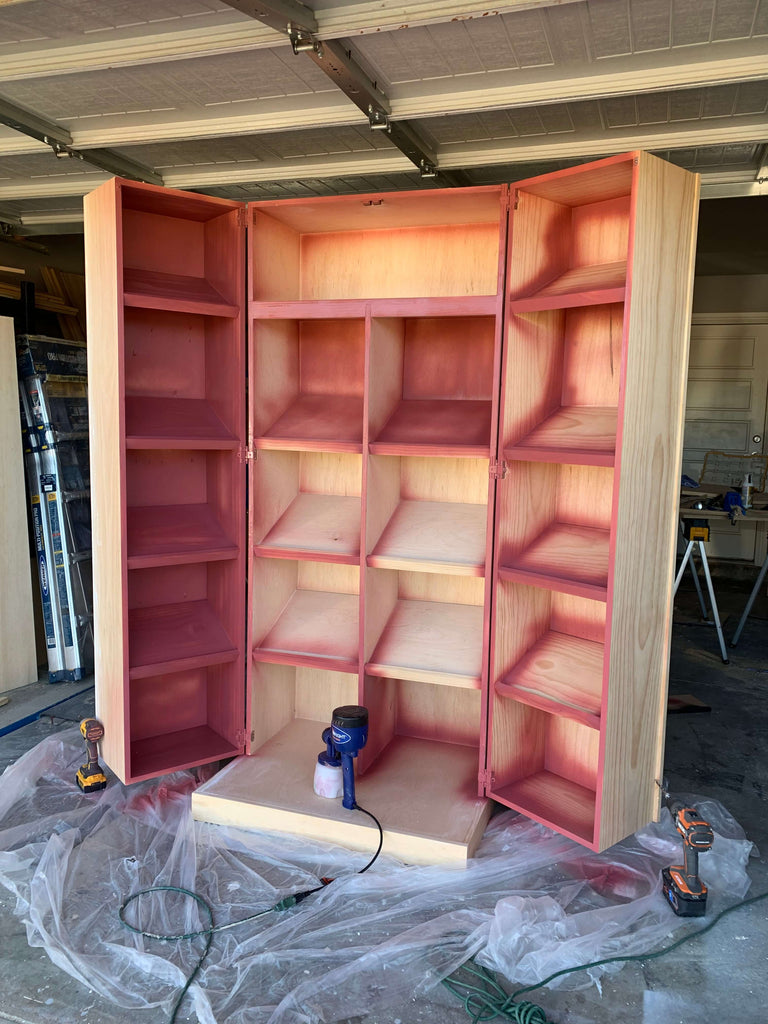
[191,719,492,866]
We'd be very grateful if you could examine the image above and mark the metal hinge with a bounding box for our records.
[489,458,507,480]
[236,728,247,747]
[478,768,495,790]
[238,445,255,463]
[513,189,520,210]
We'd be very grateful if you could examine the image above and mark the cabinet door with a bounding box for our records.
[85,179,248,783]
[487,152,699,851]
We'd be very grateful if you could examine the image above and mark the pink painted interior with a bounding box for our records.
[485,154,636,851]
[112,179,247,783]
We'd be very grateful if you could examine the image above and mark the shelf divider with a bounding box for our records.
[368,500,486,576]
[129,600,238,679]
[499,522,609,601]
[124,268,239,317]
[508,261,626,313]
[253,589,359,673]
[255,493,360,564]
[495,631,604,729]
[124,396,239,449]
[255,395,364,453]
[366,599,484,687]
[127,503,238,568]
[492,771,596,845]
[370,399,492,458]
[505,406,617,466]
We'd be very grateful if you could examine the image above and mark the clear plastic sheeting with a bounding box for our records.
[0,729,755,1024]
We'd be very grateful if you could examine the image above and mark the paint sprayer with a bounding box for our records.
[313,705,368,809]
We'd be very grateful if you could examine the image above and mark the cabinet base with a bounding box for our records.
[191,719,492,866]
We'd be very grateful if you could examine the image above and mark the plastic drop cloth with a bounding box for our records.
[0,728,755,1024]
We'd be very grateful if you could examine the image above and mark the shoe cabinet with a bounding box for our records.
[85,151,699,861]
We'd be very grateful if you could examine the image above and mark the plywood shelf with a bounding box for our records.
[508,261,626,312]
[367,599,484,687]
[127,503,238,568]
[124,268,239,317]
[370,400,492,457]
[493,771,596,844]
[253,589,359,672]
[129,600,239,679]
[255,492,360,564]
[505,406,617,466]
[499,522,609,600]
[495,631,603,729]
[124,396,239,449]
[131,724,240,781]
[255,395,364,453]
[368,500,486,576]
[191,720,491,865]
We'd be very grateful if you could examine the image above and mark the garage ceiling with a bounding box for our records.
[0,0,766,235]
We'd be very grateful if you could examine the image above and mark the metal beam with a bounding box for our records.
[0,95,72,148]
[0,1,580,79]
[0,205,22,226]
[219,0,467,184]
[0,93,163,186]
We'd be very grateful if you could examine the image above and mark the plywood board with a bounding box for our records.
[0,317,37,693]
[192,719,491,865]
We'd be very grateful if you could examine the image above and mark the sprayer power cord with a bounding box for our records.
[442,889,768,1024]
[118,802,384,1024]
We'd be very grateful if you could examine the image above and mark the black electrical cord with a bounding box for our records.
[118,802,384,1024]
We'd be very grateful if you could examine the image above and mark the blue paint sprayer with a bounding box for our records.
[313,705,368,809]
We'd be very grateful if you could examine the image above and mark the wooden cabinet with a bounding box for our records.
[85,151,699,862]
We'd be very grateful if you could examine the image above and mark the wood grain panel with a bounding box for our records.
[301,223,500,299]
[599,153,700,850]
[0,317,36,693]
[84,179,129,778]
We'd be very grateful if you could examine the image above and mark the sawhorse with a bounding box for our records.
[674,518,729,664]
[730,549,768,648]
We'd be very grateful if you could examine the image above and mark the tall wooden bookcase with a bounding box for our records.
[85,151,699,863]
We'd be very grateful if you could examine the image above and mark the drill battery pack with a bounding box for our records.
[661,866,708,917]
[76,766,107,793]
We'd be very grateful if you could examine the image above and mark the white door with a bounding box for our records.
[683,322,768,563]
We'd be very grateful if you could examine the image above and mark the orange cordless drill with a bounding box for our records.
[76,718,108,793]
[661,799,714,917]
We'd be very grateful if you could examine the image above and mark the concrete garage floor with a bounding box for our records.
[0,577,766,1024]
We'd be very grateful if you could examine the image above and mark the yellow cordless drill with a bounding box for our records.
[76,718,108,793]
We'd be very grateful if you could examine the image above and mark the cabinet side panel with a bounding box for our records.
[600,155,699,849]
[85,181,129,780]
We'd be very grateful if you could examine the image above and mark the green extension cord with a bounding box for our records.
[442,890,768,1024]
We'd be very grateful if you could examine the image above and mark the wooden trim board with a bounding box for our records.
[0,317,37,693]
[191,719,492,865]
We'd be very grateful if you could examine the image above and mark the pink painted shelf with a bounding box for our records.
[493,771,596,844]
[255,493,361,564]
[253,589,359,672]
[370,399,492,457]
[508,261,626,313]
[124,268,239,317]
[499,522,610,600]
[368,499,487,576]
[505,406,617,466]
[255,395,364,453]
[495,630,604,729]
[129,600,239,678]
[131,725,240,781]
[124,396,239,449]
[367,599,484,687]
[127,503,238,568]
